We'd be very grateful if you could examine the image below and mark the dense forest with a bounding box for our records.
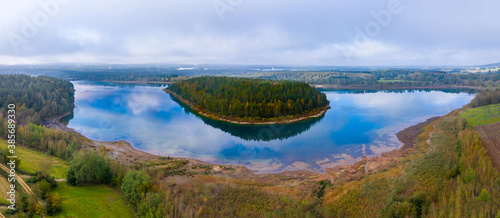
[166,77,329,120]
[470,86,500,107]
[249,70,500,88]
[1,73,499,217]
[61,70,188,82]
[0,75,74,124]
[0,75,84,161]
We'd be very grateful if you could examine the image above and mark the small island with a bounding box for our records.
[164,76,331,124]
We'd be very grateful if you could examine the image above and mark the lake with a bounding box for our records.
[65,81,475,173]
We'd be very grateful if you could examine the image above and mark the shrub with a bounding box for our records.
[444,167,459,179]
[27,171,58,189]
[388,201,415,218]
[409,191,430,217]
[66,150,112,185]
[478,189,491,203]
[464,168,477,183]
[121,170,152,207]
[137,192,163,218]
[46,193,63,215]
[38,179,51,199]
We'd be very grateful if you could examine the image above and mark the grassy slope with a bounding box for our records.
[323,118,452,216]
[0,176,11,204]
[460,103,500,126]
[52,182,134,218]
[323,109,500,217]
[0,139,69,179]
[0,139,133,217]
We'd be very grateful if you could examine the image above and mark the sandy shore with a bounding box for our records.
[43,110,439,185]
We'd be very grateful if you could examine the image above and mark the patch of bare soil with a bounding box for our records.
[325,117,442,184]
[476,122,500,172]
[41,112,77,133]
[396,116,440,150]
[43,111,442,187]
[86,140,325,186]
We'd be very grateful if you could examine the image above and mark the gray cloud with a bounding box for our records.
[1,0,499,65]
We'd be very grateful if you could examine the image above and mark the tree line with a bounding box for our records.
[0,74,74,124]
[470,86,500,107]
[61,70,187,82]
[167,76,329,119]
[0,75,83,161]
[0,75,161,217]
[251,70,500,88]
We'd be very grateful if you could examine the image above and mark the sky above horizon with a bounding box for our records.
[0,0,499,66]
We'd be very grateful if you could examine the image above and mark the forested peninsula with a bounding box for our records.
[165,77,330,124]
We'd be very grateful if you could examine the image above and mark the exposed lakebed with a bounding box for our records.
[64,81,475,173]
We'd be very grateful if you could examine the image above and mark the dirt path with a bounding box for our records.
[426,122,438,146]
[0,164,36,198]
[41,112,77,133]
[476,122,500,172]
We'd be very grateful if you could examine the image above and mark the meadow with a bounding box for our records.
[52,182,134,218]
[460,103,500,126]
[0,139,69,179]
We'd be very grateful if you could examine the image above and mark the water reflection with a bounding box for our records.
[66,81,475,173]
[168,94,325,141]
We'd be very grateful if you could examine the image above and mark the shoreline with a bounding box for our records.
[88,79,486,91]
[313,84,486,91]
[43,108,440,185]
[94,80,486,91]
[164,89,331,125]
[100,80,174,84]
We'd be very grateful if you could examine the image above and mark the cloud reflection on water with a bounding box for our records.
[67,82,475,173]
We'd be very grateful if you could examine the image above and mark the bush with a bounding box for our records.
[137,192,163,218]
[478,189,491,203]
[444,167,459,179]
[38,179,51,199]
[121,170,152,207]
[464,168,477,183]
[46,193,63,215]
[66,150,112,185]
[27,171,58,189]
[409,191,430,217]
[388,201,415,218]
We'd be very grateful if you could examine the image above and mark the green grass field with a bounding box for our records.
[460,103,500,126]
[52,182,134,218]
[0,176,12,205]
[0,139,69,179]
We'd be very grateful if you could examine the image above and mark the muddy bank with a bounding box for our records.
[41,112,77,133]
[43,115,327,185]
[325,117,441,184]
[43,110,439,185]
[88,139,326,186]
[396,116,441,150]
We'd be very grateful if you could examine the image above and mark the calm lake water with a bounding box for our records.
[65,81,475,173]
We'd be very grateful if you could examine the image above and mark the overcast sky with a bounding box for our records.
[0,0,499,66]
